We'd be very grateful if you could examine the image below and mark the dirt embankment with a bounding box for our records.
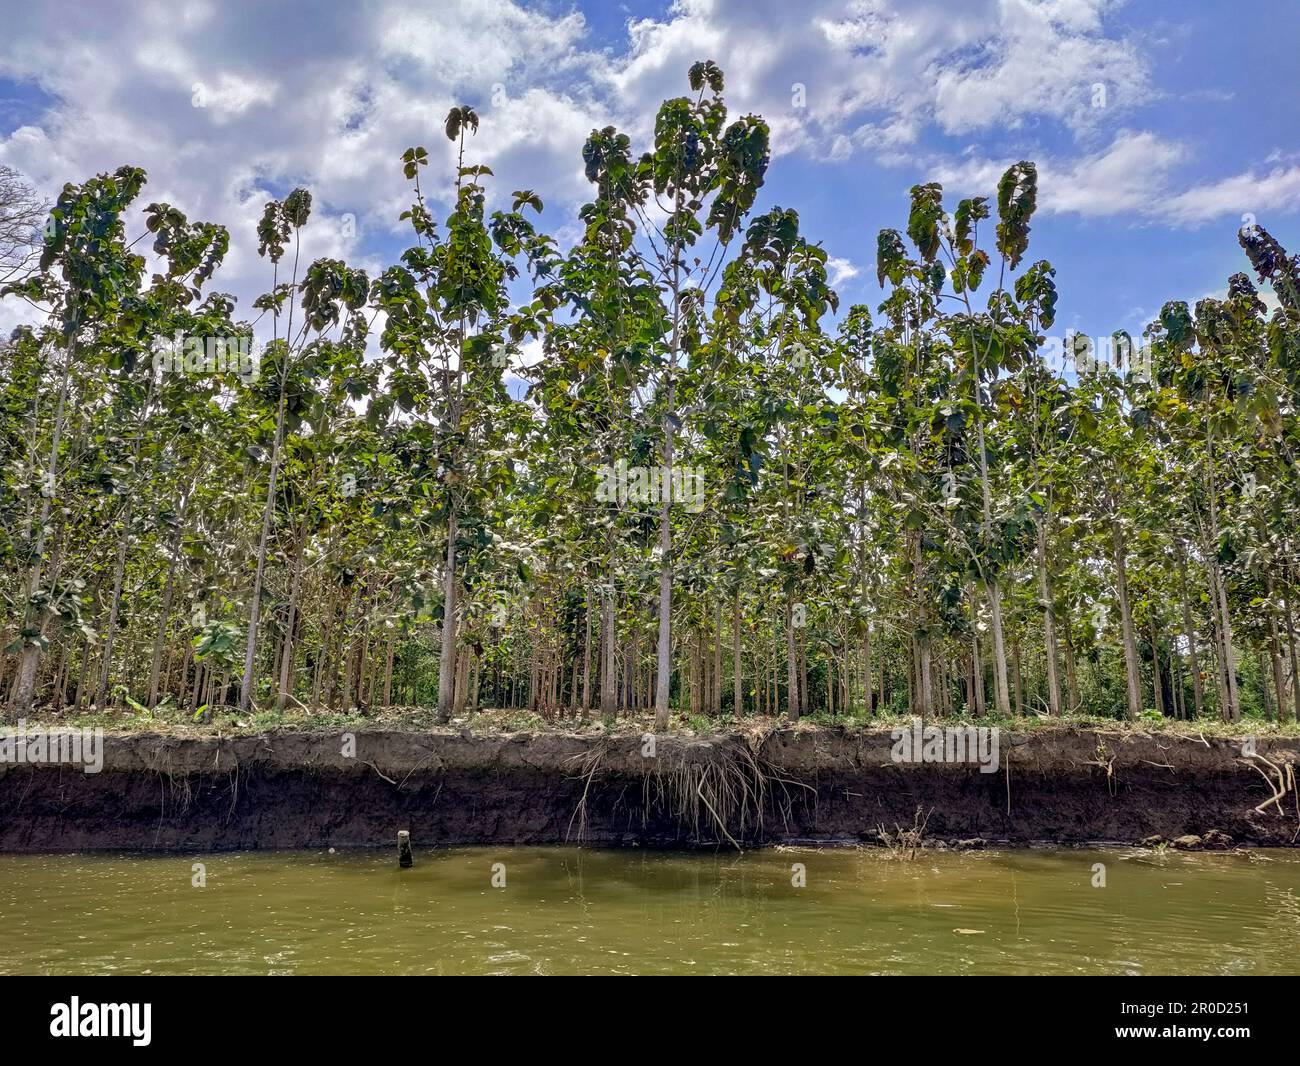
[1,726,1297,851]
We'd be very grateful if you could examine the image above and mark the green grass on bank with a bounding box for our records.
[7,701,1299,740]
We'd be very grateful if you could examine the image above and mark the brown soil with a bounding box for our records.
[1,725,1297,851]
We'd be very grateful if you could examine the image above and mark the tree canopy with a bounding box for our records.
[4,63,1300,733]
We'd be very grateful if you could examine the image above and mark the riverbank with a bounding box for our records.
[2,720,1297,851]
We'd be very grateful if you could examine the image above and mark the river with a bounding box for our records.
[2,846,1297,975]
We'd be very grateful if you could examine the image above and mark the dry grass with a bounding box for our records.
[877,806,932,860]
[13,702,1300,742]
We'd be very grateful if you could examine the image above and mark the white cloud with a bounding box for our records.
[0,0,616,338]
[1158,166,1300,226]
[927,132,1300,227]
[928,130,1183,218]
[607,0,1150,161]
[828,256,860,286]
[1048,130,1185,216]
[0,0,1285,345]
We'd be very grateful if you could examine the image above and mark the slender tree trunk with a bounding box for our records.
[785,599,800,721]
[239,366,292,715]
[712,600,722,714]
[863,622,874,715]
[1150,620,1165,717]
[1211,559,1240,722]
[453,642,470,718]
[326,582,355,709]
[275,530,307,711]
[799,626,809,717]
[581,593,592,714]
[1171,639,1185,719]
[653,421,674,731]
[732,584,742,718]
[601,579,616,718]
[1203,428,1240,722]
[1110,516,1142,719]
[917,633,934,720]
[1179,553,1205,720]
[383,634,395,708]
[435,510,459,723]
[1062,616,1080,713]
[73,637,91,712]
[1268,576,1289,724]
[969,360,1010,716]
[985,579,1012,715]
[147,498,189,709]
[1011,638,1024,715]
[311,587,339,710]
[1282,572,1300,723]
[9,339,76,720]
[95,499,135,709]
[1036,521,1062,715]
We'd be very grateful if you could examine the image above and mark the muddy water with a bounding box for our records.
[2,847,1298,975]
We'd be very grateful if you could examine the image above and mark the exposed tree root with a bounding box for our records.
[565,731,811,849]
[1244,752,1296,815]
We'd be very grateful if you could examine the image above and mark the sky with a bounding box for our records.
[1,0,1298,355]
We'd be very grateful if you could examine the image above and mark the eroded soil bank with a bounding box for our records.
[1,726,1297,851]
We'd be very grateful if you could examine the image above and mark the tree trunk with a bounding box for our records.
[383,634,395,709]
[435,510,459,723]
[581,592,592,714]
[1036,521,1062,716]
[785,600,800,721]
[1179,553,1205,720]
[1211,558,1241,722]
[275,528,307,711]
[986,578,1012,715]
[1282,571,1300,723]
[1110,517,1142,719]
[1011,638,1024,715]
[95,499,134,709]
[1062,616,1080,713]
[732,584,742,718]
[1150,620,1165,718]
[653,423,674,731]
[1268,576,1289,724]
[600,582,617,718]
[9,339,76,720]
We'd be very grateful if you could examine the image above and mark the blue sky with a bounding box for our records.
[1,0,1298,352]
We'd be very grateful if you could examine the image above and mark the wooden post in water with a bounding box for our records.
[397,830,413,868]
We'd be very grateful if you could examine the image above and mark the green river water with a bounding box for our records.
[2,847,1298,975]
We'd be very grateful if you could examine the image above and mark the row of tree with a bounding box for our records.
[3,63,1299,728]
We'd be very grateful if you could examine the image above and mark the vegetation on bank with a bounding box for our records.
[17,705,1300,744]
[2,62,1300,734]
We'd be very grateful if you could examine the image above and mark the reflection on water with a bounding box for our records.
[2,847,1298,975]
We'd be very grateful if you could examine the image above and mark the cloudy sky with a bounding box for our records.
[1,0,1297,346]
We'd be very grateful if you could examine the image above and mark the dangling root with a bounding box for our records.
[565,732,812,850]
[641,742,764,849]
[566,740,611,845]
[1244,752,1297,816]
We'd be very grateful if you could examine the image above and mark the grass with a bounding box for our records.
[9,699,1300,740]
